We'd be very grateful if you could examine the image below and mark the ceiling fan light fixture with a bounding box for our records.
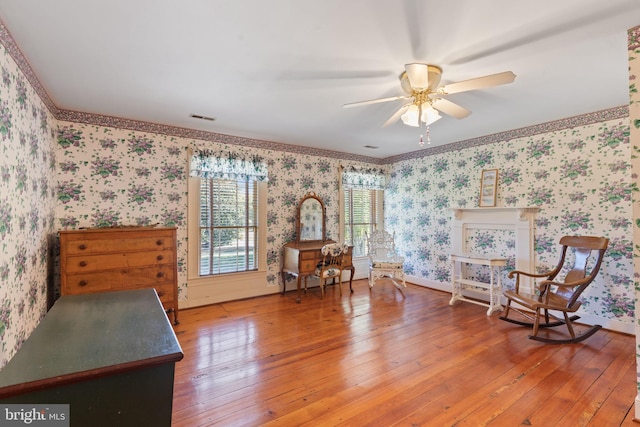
[401,103,441,127]
[421,104,441,126]
[400,105,420,127]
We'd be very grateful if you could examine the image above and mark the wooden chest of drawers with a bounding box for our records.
[59,227,179,324]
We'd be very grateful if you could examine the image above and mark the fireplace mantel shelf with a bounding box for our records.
[451,206,539,220]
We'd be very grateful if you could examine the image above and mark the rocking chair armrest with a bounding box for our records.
[508,269,554,280]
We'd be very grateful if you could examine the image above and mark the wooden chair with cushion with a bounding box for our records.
[500,235,608,344]
[365,230,406,290]
[309,243,349,299]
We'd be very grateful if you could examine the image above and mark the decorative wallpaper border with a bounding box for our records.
[0,19,59,116]
[56,109,384,164]
[0,17,630,167]
[386,105,630,163]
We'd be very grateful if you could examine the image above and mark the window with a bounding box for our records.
[341,166,386,257]
[344,188,382,257]
[199,178,258,275]
[188,149,267,283]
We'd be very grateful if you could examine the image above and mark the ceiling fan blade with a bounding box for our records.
[282,69,394,80]
[432,98,471,119]
[440,71,516,95]
[404,63,429,90]
[342,95,410,109]
[382,104,411,128]
[446,4,632,65]
[403,0,426,59]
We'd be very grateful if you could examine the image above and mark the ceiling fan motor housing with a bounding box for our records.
[400,64,443,94]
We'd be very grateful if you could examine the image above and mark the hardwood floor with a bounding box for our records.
[171,279,637,426]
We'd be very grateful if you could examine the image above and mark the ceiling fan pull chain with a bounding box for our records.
[418,112,424,146]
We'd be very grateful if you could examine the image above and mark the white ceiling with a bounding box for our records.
[0,0,638,158]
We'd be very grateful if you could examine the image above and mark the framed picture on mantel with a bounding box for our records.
[479,169,498,207]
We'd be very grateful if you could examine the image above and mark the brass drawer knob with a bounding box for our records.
[79,280,88,287]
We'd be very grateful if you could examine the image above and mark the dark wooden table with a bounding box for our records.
[0,288,183,426]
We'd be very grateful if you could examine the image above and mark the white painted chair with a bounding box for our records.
[365,230,406,289]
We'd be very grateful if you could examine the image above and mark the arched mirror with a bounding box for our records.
[296,192,326,243]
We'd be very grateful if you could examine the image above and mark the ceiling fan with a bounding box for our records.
[342,63,516,130]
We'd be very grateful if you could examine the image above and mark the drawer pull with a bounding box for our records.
[157,271,165,278]
[78,244,87,250]
[79,280,88,287]
[156,239,164,246]
[79,261,87,267]
[157,255,164,261]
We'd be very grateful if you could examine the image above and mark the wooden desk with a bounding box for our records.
[0,289,183,427]
[281,241,354,302]
[449,253,507,315]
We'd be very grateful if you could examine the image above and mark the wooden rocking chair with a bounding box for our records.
[500,235,608,344]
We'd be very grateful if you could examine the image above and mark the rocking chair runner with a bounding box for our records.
[500,235,608,344]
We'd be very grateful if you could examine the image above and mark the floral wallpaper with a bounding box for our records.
[0,42,56,367]
[628,25,640,407]
[56,128,187,229]
[54,123,375,301]
[386,116,634,324]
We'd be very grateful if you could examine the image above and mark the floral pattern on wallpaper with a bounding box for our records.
[386,117,634,324]
[56,128,187,229]
[628,25,640,397]
[0,44,56,367]
[54,123,371,299]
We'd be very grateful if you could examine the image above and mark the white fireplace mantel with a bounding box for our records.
[450,206,539,291]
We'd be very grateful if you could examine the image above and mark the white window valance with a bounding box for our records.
[190,149,269,182]
[341,165,386,190]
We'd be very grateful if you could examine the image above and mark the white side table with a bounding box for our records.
[449,253,507,315]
